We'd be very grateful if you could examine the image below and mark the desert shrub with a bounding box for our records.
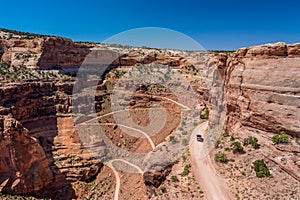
[200,108,209,119]
[243,136,260,149]
[114,70,126,78]
[181,164,191,176]
[230,135,235,141]
[214,152,228,163]
[215,139,221,148]
[231,141,244,154]
[169,135,176,143]
[253,160,271,178]
[224,147,231,151]
[223,129,229,137]
[159,186,167,193]
[272,131,289,144]
[182,130,188,135]
[171,175,179,182]
[182,138,188,146]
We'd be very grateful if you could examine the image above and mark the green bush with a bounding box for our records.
[214,152,228,163]
[223,130,229,137]
[171,175,179,182]
[231,141,244,154]
[272,131,289,144]
[182,138,188,146]
[200,108,209,119]
[230,135,235,141]
[182,130,188,135]
[243,136,260,149]
[181,164,191,176]
[169,135,176,143]
[215,139,221,148]
[159,186,167,193]
[253,160,271,178]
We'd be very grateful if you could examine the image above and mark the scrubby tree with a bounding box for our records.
[214,152,228,163]
[181,164,191,176]
[200,108,209,119]
[231,141,244,154]
[243,136,260,149]
[272,131,289,144]
[253,160,271,178]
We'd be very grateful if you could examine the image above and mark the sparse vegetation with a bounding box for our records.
[159,186,167,193]
[0,62,67,82]
[181,164,191,176]
[231,141,244,154]
[215,139,221,148]
[200,108,209,119]
[182,138,188,146]
[230,135,235,141]
[215,152,228,163]
[253,160,271,178]
[182,130,188,135]
[222,129,230,137]
[169,135,176,143]
[114,70,126,78]
[272,131,289,144]
[243,136,260,149]
[171,175,179,182]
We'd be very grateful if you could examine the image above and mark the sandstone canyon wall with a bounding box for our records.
[224,42,300,137]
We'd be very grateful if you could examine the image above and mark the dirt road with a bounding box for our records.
[190,122,232,200]
[107,159,143,200]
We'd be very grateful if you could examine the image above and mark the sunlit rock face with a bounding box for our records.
[224,42,300,137]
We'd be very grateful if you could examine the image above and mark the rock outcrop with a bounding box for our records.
[224,42,300,137]
[0,81,103,199]
[0,35,90,71]
[0,116,53,195]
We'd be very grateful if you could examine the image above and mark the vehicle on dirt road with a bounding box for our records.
[196,134,204,142]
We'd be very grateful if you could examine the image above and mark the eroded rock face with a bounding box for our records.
[0,81,103,198]
[37,37,91,70]
[0,37,90,71]
[143,164,173,189]
[0,116,53,195]
[224,42,300,137]
[0,38,44,68]
[0,29,189,73]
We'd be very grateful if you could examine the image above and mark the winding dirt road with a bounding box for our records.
[107,159,143,200]
[190,122,232,200]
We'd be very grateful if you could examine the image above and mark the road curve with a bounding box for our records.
[100,123,156,150]
[106,159,144,200]
[190,122,232,200]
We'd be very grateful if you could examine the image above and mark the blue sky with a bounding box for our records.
[1,0,299,50]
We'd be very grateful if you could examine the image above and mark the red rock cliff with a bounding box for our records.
[224,42,300,136]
